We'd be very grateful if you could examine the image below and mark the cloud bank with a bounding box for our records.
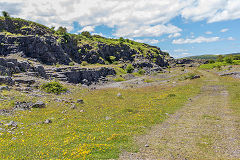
[0,0,240,38]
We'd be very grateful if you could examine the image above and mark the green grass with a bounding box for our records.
[113,77,126,82]
[0,79,201,159]
[199,60,240,69]
[144,78,155,83]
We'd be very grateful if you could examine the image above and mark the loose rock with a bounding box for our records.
[32,101,46,108]
[44,119,52,124]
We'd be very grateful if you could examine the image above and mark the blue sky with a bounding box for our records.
[1,0,240,58]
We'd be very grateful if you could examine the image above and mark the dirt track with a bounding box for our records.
[119,71,240,160]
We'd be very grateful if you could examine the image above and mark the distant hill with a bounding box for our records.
[185,53,240,60]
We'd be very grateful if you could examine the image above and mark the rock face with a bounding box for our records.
[0,33,170,67]
[0,18,171,66]
[0,76,14,85]
[0,35,71,65]
[0,57,47,78]
[47,67,116,85]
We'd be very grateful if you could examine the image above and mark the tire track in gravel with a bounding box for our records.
[119,71,240,160]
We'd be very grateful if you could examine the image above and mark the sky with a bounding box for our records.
[0,0,240,58]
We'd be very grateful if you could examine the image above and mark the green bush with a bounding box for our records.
[115,67,127,75]
[224,56,233,64]
[107,56,116,64]
[144,79,154,83]
[217,55,224,62]
[167,94,176,97]
[56,26,67,35]
[81,61,88,66]
[208,59,215,64]
[138,69,145,75]
[69,62,75,66]
[81,31,91,38]
[126,64,134,73]
[2,11,10,18]
[113,77,125,82]
[41,81,67,94]
[119,37,124,44]
[55,63,61,67]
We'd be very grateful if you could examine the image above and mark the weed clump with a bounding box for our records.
[41,81,67,94]
[81,61,88,66]
[113,77,126,82]
[126,64,134,73]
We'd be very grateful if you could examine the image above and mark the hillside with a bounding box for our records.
[0,16,171,67]
[185,53,240,60]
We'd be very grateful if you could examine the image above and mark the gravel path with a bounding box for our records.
[119,72,240,160]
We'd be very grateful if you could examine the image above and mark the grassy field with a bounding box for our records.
[0,76,201,159]
[199,60,240,69]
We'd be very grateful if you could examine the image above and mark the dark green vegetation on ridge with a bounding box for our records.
[185,53,240,60]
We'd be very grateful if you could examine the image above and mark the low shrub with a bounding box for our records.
[138,68,145,75]
[41,81,67,94]
[115,67,127,75]
[81,61,88,66]
[126,64,134,73]
[113,77,126,82]
[167,94,176,97]
[144,78,154,83]
[69,62,75,66]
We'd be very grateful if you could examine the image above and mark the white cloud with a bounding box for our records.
[205,31,212,34]
[181,0,240,23]
[172,36,220,44]
[174,49,188,52]
[168,33,181,38]
[78,26,95,33]
[135,39,159,44]
[208,0,240,23]
[227,37,235,41]
[0,0,186,38]
[182,52,191,55]
[115,24,182,37]
[220,28,229,32]
[0,0,240,38]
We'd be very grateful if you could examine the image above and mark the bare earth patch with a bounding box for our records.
[119,74,240,160]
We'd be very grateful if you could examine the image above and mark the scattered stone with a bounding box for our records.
[5,121,18,127]
[0,109,10,115]
[0,76,14,85]
[0,86,10,91]
[117,93,122,97]
[32,101,46,108]
[14,78,35,85]
[11,127,17,130]
[44,119,52,124]
[54,98,63,102]
[70,104,77,109]
[105,116,111,120]
[11,137,17,140]
[191,75,201,79]
[13,102,33,110]
[77,99,84,104]
[61,110,67,114]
